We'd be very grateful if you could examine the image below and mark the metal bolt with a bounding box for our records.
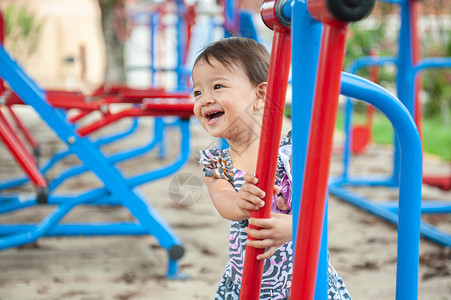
[100,104,109,114]
[67,136,76,144]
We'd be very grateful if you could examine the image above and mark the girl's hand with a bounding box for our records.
[245,213,292,260]
[237,173,266,215]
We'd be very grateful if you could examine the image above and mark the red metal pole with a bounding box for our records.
[76,103,194,136]
[0,109,36,164]
[367,50,378,127]
[0,110,46,188]
[410,0,422,140]
[6,106,39,149]
[290,1,348,299]
[0,5,6,95]
[0,5,4,44]
[239,1,291,299]
[69,110,92,123]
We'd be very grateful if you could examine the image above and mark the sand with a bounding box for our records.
[0,106,450,300]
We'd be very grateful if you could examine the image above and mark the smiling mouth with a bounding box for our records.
[206,111,224,122]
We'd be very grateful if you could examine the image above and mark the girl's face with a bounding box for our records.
[192,58,266,142]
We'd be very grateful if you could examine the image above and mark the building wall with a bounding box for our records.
[0,0,105,90]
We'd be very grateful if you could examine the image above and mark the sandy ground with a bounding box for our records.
[0,107,450,300]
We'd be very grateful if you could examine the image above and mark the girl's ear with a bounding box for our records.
[256,82,267,101]
[253,82,267,111]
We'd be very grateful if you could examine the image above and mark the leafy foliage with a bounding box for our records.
[422,30,451,124]
[3,5,44,61]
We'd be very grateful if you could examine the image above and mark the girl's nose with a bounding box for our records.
[200,93,215,106]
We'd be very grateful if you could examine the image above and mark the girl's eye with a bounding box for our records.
[214,84,224,90]
[193,90,201,97]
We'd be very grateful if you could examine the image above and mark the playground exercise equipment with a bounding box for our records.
[333,0,451,247]
[117,0,198,144]
[0,5,197,278]
[240,0,422,299]
[125,0,260,90]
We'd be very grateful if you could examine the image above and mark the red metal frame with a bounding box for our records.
[410,0,422,139]
[408,0,451,191]
[0,80,194,142]
[6,106,39,150]
[0,110,46,188]
[239,1,291,299]
[290,1,349,299]
[77,101,194,136]
[183,2,196,65]
[0,6,4,45]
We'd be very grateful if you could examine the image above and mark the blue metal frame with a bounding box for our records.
[290,1,328,299]
[290,0,422,298]
[0,46,190,278]
[0,118,140,192]
[336,0,451,247]
[336,72,422,299]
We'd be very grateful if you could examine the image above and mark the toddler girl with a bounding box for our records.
[193,37,350,299]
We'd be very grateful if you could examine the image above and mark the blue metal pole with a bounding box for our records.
[150,12,157,86]
[392,0,411,186]
[340,71,422,300]
[290,1,326,298]
[176,1,185,90]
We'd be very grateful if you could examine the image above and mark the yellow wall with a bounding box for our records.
[0,0,105,90]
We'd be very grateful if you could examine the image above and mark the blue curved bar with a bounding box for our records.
[336,72,422,300]
[341,56,397,180]
[127,118,191,188]
[414,57,451,74]
[347,56,397,74]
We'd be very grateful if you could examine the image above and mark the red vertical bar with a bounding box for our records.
[6,106,39,149]
[0,6,5,94]
[367,50,378,127]
[410,0,422,140]
[239,28,291,300]
[0,110,46,188]
[0,109,36,164]
[0,5,4,44]
[290,23,348,300]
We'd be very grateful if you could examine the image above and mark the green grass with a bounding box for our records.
[335,110,451,161]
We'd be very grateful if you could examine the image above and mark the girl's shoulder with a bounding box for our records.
[199,148,230,161]
[199,148,235,182]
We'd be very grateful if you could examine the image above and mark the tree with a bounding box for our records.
[98,0,126,84]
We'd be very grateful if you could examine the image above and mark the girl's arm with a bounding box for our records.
[204,173,266,221]
[245,213,292,260]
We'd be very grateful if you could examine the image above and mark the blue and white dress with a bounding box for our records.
[199,132,351,300]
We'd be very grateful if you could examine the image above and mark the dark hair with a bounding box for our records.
[193,37,270,86]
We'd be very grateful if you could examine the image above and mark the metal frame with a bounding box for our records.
[335,0,451,247]
[0,2,195,277]
[240,0,422,299]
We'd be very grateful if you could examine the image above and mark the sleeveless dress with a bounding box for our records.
[199,132,351,300]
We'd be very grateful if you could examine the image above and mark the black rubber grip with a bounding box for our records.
[326,0,375,22]
[36,186,48,204]
[169,244,185,260]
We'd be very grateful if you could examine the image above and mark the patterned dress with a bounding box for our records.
[199,132,351,300]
